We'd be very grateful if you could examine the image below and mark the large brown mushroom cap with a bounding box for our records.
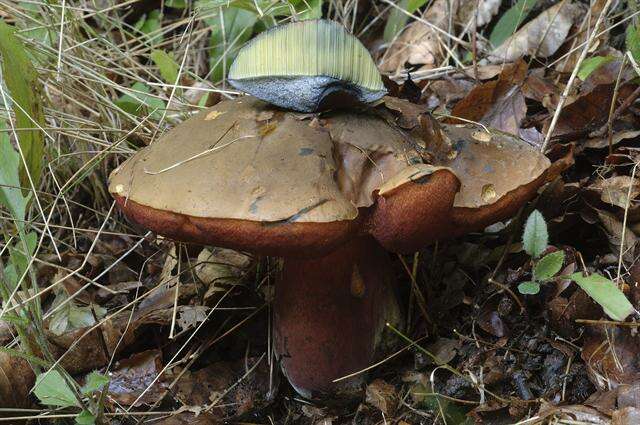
[109,96,552,256]
[109,96,436,256]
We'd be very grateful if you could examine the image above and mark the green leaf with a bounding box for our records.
[523,210,548,258]
[627,24,640,64]
[198,0,293,16]
[533,250,565,281]
[81,371,109,395]
[151,49,180,84]
[75,410,96,425]
[490,0,537,48]
[115,82,166,119]
[207,6,257,82]
[0,20,46,189]
[383,0,428,42]
[33,370,79,408]
[570,272,635,321]
[299,0,323,20]
[578,56,616,80]
[518,281,541,295]
[5,231,38,290]
[0,120,30,222]
[134,10,163,44]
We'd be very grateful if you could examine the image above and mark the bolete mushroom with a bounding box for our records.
[228,19,386,112]
[109,96,553,398]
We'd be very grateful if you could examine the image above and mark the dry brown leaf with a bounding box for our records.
[380,0,458,74]
[596,209,638,264]
[365,379,398,416]
[107,349,168,407]
[537,401,611,424]
[591,176,640,210]
[582,328,640,390]
[195,247,253,298]
[555,0,606,73]
[448,60,528,135]
[458,0,501,27]
[585,129,640,150]
[488,1,580,63]
[550,83,638,138]
[173,357,271,417]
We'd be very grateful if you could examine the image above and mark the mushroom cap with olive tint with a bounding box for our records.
[109,97,553,256]
[228,20,386,112]
[108,96,444,257]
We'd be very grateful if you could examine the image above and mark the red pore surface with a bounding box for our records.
[275,236,396,398]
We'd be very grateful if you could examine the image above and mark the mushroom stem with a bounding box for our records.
[274,236,398,398]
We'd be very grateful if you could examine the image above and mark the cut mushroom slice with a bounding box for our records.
[109,96,555,399]
[229,20,386,112]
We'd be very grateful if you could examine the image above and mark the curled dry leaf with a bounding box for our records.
[447,59,528,135]
[613,408,640,425]
[381,0,501,74]
[487,1,580,63]
[195,247,253,298]
[380,0,457,74]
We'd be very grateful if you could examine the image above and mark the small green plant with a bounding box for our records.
[33,370,109,424]
[518,210,564,295]
[519,210,635,322]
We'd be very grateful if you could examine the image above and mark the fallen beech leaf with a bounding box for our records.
[537,401,611,424]
[488,1,579,63]
[195,247,253,298]
[585,129,640,149]
[556,0,607,73]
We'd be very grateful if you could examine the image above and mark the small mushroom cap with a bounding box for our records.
[229,20,386,112]
[109,97,431,256]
